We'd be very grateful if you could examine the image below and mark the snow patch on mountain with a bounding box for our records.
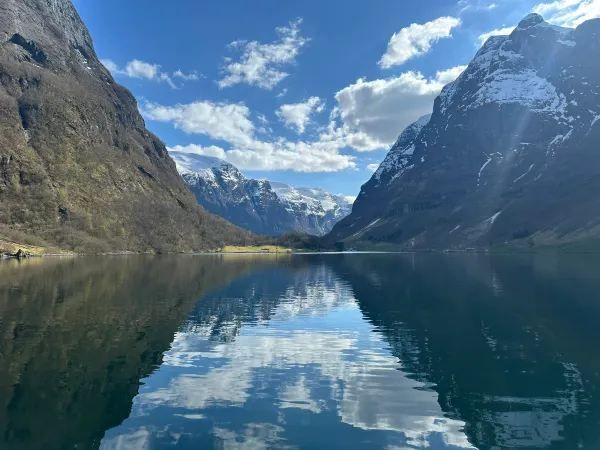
[271,182,352,221]
[440,17,573,121]
[373,114,431,186]
[170,152,352,236]
[328,14,600,250]
[472,69,568,115]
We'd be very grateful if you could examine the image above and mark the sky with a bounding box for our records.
[71,0,599,197]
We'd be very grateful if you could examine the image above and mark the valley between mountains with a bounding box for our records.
[1,0,599,254]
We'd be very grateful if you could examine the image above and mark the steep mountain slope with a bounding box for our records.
[172,152,352,236]
[329,14,600,249]
[270,182,352,236]
[0,0,249,252]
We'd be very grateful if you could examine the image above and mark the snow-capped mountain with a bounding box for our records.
[270,182,353,236]
[171,152,353,236]
[329,14,600,249]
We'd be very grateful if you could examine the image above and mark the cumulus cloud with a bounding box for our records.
[101,59,200,88]
[167,144,227,159]
[533,0,600,27]
[167,145,228,173]
[145,64,467,172]
[334,66,467,145]
[142,101,256,147]
[218,19,308,90]
[173,70,202,81]
[379,17,462,68]
[142,99,355,172]
[123,59,161,80]
[458,0,500,13]
[276,97,324,133]
[478,26,516,44]
[142,62,467,172]
[225,139,356,172]
[367,163,380,172]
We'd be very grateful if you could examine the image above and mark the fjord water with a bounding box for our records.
[1,255,600,449]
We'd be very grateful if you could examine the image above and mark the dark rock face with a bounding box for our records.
[329,15,600,249]
[171,152,352,236]
[0,0,248,252]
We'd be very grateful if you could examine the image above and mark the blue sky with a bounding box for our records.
[71,0,596,196]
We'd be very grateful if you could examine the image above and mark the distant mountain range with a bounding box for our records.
[171,152,353,236]
[329,14,600,250]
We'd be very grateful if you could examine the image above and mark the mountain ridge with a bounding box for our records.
[0,0,250,252]
[171,151,352,236]
[328,14,600,250]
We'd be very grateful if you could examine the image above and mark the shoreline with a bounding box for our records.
[6,247,600,260]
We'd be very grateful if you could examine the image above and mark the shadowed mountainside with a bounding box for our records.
[329,15,600,250]
[0,0,251,252]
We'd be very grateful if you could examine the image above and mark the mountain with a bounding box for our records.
[329,14,600,250]
[171,152,352,236]
[270,182,353,236]
[0,0,249,252]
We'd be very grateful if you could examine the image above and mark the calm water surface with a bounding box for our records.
[1,253,600,449]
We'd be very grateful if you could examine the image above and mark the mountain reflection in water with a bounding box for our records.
[1,253,600,449]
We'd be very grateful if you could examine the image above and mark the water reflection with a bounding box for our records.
[2,253,600,449]
[0,255,275,450]
[337,253,600,449]
[101,261,472,449]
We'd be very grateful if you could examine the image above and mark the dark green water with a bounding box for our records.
[1,253,600,450]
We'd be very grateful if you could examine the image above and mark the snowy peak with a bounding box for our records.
[170,152,352,236]
[437,13,585,124]
[516,13,545,30]
[372,114,431,187]
[328,15,600,250]
[272,182,352,219]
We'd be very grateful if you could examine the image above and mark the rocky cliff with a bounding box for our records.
[0,0,249,252]
[329,14,600,250]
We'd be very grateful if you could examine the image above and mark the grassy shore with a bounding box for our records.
[0,239,50,256]
[219,245,292,254]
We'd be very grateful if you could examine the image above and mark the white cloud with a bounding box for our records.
[142,101,256,147]
[100,58,120,74]
[276,97,324,133]
[224,138,356,173]
[142,64,467,172]
[435,65,469,84]
[173,69,201,81]
[219,19,308,90]
[101,59,200,89]
[334,66,467,145]
[533,0,600,27]
[142,99,355,173]
[367,163,380,172]
[124,59,160,80]
[379,17,462,68]
[167,145,228,173]
[478,26,516,44]
[458,0,500,13]
[168,144,227,159]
